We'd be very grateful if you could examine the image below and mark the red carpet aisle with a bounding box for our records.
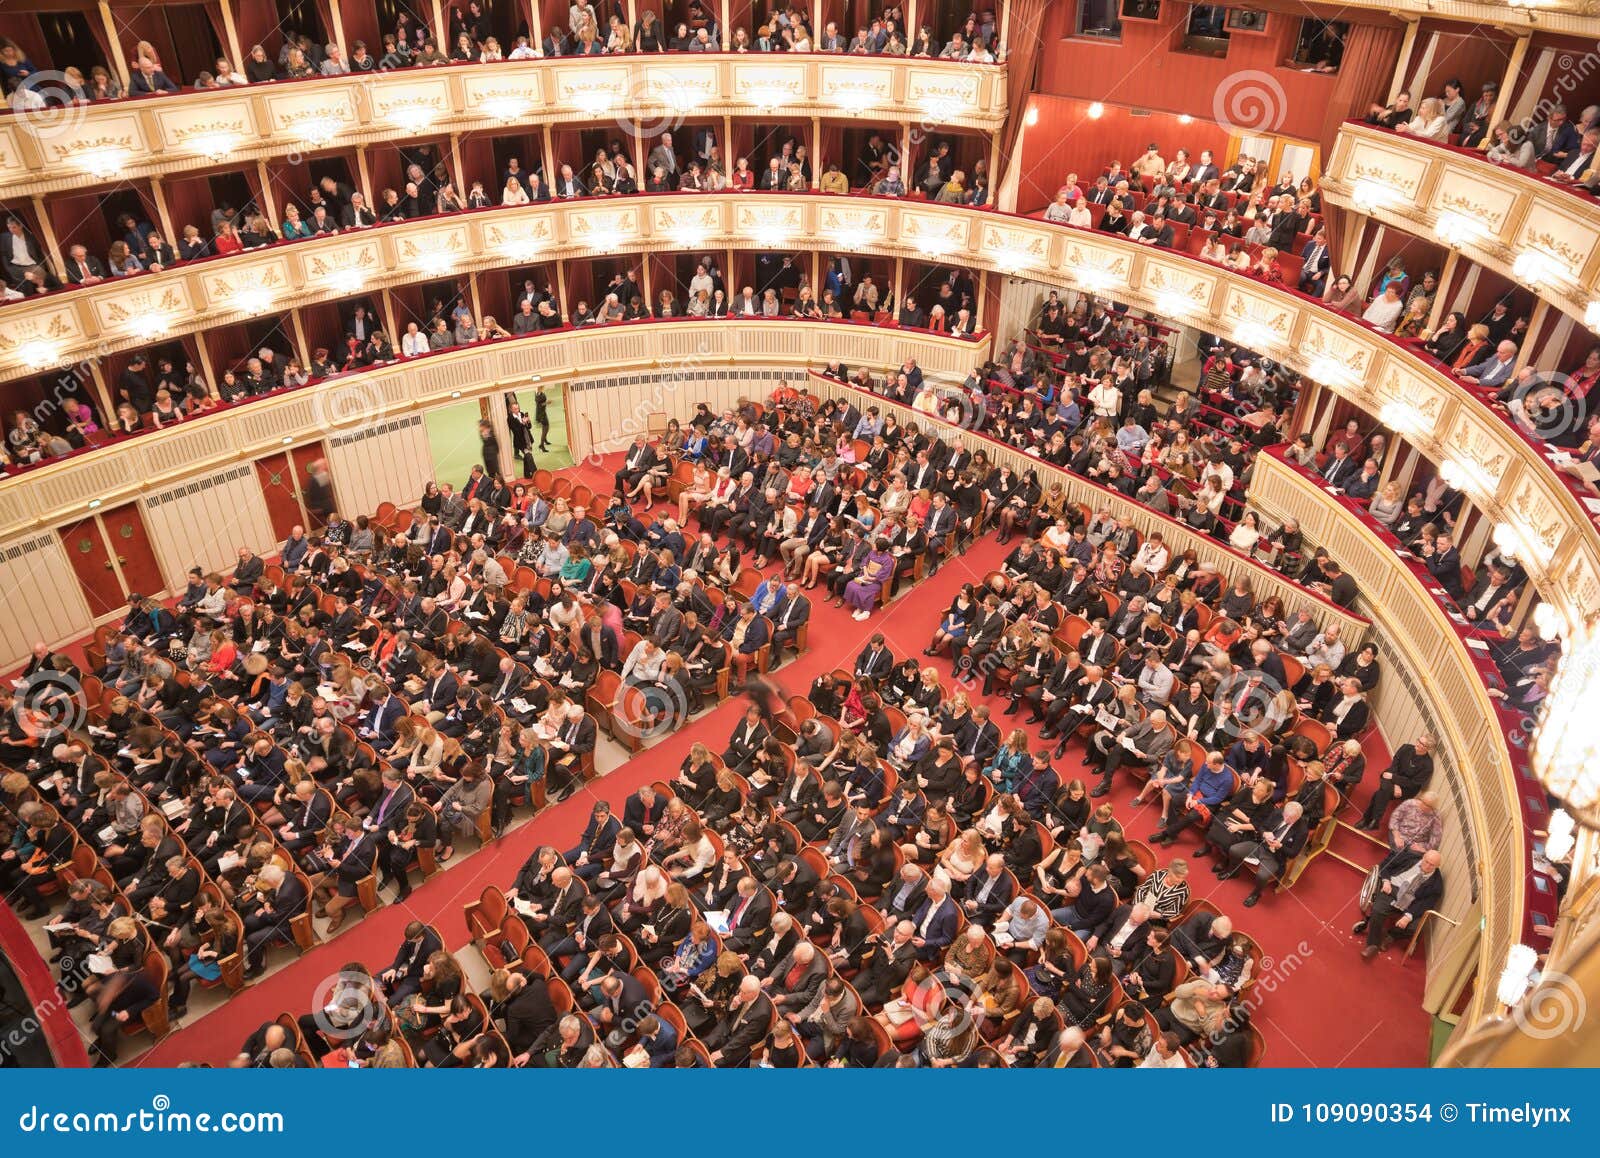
[136,456,1429,1068]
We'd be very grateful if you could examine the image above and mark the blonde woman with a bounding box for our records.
[1369,480,1404,527]
[936,828,987,888]
[503,177,530,206]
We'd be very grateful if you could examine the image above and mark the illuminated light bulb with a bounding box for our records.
[131,312,173,338]
[1545,808,1575,861]
[1177,114,1193,125]
[187,131,239,161]
[750,226,788,249]
[232,288,273,316]
[1312,355,1355,387]
[829,227,870,251]
[1586,300,1600,335]
[1433,210,1485,248]
[832,90,877,115]
[663,87,705,113]
[748,85,792,111]
[1533,602,1563,642]
[1351,178,1396,211]
[1496,944,1538,1006]
[575,90,615,117]
[1156,290,1194,317]
[1024,106,1040,127]
[1379,400,1422,434]
[672,228,708,250]
[920,95,961,123]
[482,96,530,122]
[414,251,456,278]
[502,238,544,263]
[1234,320,1278,351]
[325,269,365,295]
[17,339,60,369]
[993,249,1033,274]
[390,107,437,134]
[1076,267,1116,293]
[76,147,129,179]
[1087,102,1105,119]
[296,117,340,148]
[1513,249,1564,287]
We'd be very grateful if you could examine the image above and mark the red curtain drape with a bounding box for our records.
[997,0,1047,184]
[1319,23,1406,148]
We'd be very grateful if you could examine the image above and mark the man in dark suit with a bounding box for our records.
[564,801,621,878]
[1218,802,1309,907]
[243,864,308,974]
[722,876,773,952]
[704,976,774,1067]
[910,879,960,960]
[956,705,1001,768]
[1298,231,1331,296]
[1421,532,1465,600]
[722,704,769,770]
[768,583,811,668]
[1354,850,1443,958]
[504,972,558,1066]
[961,854,1015,926]
[382,919,443,1002]
[622,785,666,840]
[614,435,660,493]
[547,706,597,801]
[359,687,405,746]
[855,634,894,682]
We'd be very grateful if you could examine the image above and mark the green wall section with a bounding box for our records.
[423,388,573,490]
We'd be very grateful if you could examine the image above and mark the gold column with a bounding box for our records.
[29,195,66,281]
[906,0,918,40]
[219,0,245,67]
[289,308,314,367]
[149,177,177,250]
[1482,33,1531,150]
[1386,18,1421,105]
[328,0,349,61]
[191,333,218,399]
[811,116,821,189]
[355,146,375,207]
[1428,249,1460,331]
[554,257,569,319]
[431,0,447,45]
[721,0,731,49]
[255,160,280,227]
[1514,300,1551,372]
[542,122,557,181]
[97,1,131,90]
[380,288,400,339]
[86,362,118,420]
[449,133,466,192]
[531,0,544,53]
[468,271,484,323]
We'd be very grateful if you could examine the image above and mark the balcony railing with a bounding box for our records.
[4,191,1594,648]
[1322,121,1600,333]
[0,54,1007,199]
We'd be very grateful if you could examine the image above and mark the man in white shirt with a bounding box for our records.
[1140,1031,1188,1067]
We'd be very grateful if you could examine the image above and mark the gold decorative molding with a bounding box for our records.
[1325,123,1600,330]
[0,57,1007,200]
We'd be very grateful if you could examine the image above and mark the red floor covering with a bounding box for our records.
[135,458,1430,1068]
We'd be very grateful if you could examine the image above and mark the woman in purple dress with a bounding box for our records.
[845,538,896,621]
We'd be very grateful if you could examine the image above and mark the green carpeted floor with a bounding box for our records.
[424,387,572,487]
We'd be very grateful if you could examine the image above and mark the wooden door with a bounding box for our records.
[255,452,306,541]
[58,517,125,619]
[99,503,167,599]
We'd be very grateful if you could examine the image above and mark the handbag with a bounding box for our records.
[1358,864,1382,914]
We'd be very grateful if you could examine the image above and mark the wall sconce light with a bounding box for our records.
[1379,399,1423,435]
[501,238,544,263]
[1024,105,1040,127]
[1545,808,1576,862]
[1177,114,1193,125]
[295,117,341,148]
[672,227,708,250]
[130,312,173,338]
[414,251,456,278]
[1586,300,1600,335]
[1312,355,1357,389]
[1438,455,1491,497]
[748,85,792,112]
[186,131,240,161]
[75,147,130,179]
[829,227,870,251]
[1155,290,1195,318]
[1233,320,1278,351]
[1086,102,1105,119]
[232,288,273,316]
[831,90,877,116]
